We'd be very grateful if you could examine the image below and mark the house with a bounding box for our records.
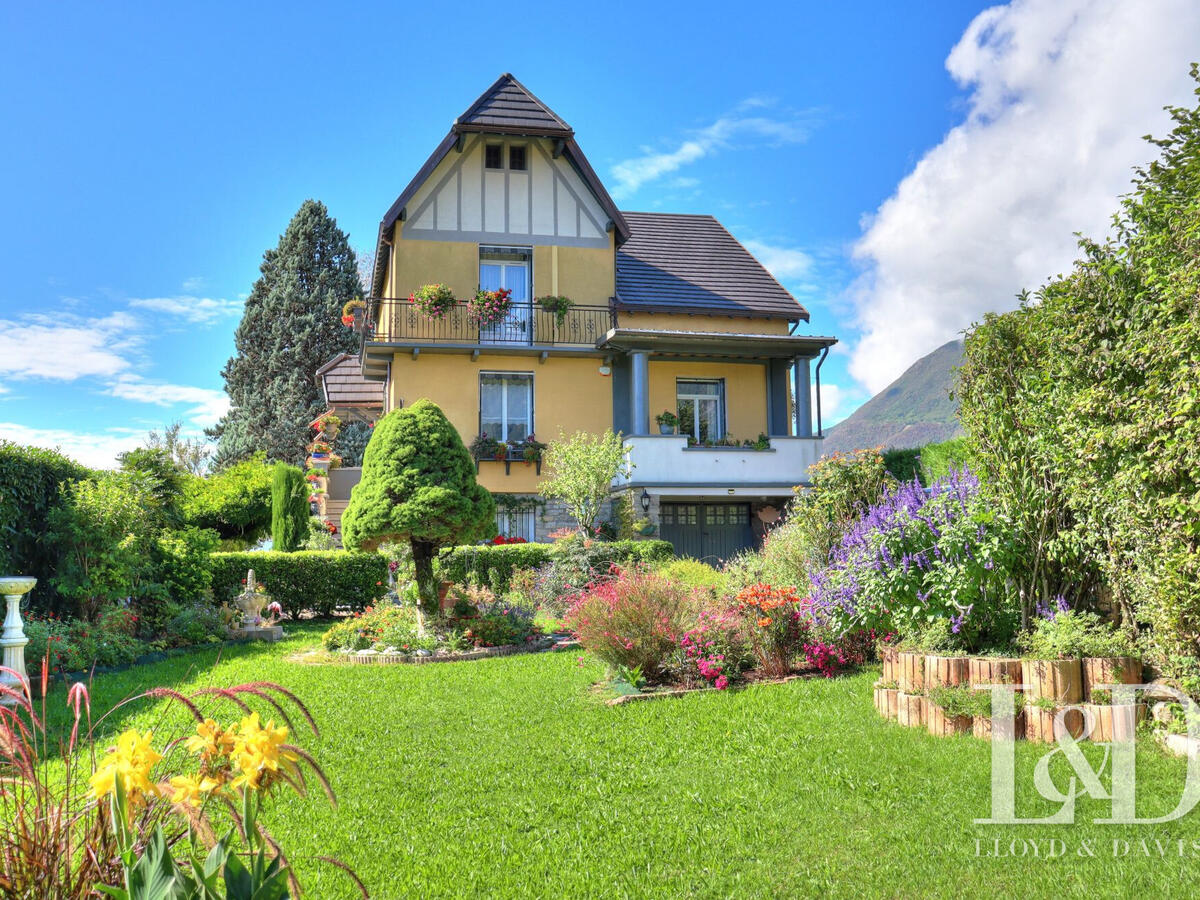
[312,353,384,527]
[352,74,836,561]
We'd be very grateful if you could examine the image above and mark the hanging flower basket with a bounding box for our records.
[537,295,573,326]
[409,283,457,318]
[468,287,513,326]
[341,298,366,328]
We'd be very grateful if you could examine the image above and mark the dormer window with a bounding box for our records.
[485,144,503,169]
[508,145,527,171]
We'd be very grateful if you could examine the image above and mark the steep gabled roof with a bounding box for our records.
[371,75,628,298]
[316,353,385,407]
[615,212,810,321]
[454,73,573,135]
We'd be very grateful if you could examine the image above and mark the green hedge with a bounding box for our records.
[439,539,674,593]
[210,551,388,618]
[0,442,91,614]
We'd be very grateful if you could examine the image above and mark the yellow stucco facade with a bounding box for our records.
[387,351,614,494]
[648,360,769,439]
[615,310,791,336]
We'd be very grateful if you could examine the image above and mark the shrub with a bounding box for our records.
[270,462,310,552]
[24,607,148,676]
[735,583,809,678]
[322,604,423,651]
[808,469,1020,652]
[440,539,673,596]
[802,628,876,678]
[669,606,748,690]
[210,551,388,618]
[657,558,727,598]
[565,567,697,681]
[181,454,274,546]
[461,610,538,648]
[49,471,157,620]
[0,441,91,615]
[1020,609,1138,660]
[164,602,227,648]
[540,429,629,533]
[725,448,893,589]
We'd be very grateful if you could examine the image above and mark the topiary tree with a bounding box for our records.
[341,400,495,612]
[270,462,310,552]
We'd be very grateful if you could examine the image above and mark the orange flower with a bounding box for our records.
[757,617,772,628]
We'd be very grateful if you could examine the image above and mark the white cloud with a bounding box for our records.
[846,0,1200,393]
[742,239,814,281]
[128,294,242,325]
[610,101,817,199]
[0,311,140,381]
[0,422,141,469]
[106,376,230,427]
[812,382,863,428]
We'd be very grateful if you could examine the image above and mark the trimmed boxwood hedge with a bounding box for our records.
[439,539,674,593]
[210,551,388,618]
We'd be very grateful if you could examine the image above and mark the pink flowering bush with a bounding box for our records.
[802,627,878,677]
[669,606,749,689]
[564,566,698,682]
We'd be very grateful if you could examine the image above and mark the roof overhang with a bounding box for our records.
[596,328,837,359]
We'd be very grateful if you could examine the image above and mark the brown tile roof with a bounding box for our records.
[616,212,809,321]
[455,73,573,135]
[317,354,384,407]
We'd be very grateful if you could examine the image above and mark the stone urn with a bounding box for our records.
[235,569,267,626]
[0,576,36,702]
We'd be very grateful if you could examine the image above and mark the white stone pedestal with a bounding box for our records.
[232,625,284,642]
[0,576,36,703]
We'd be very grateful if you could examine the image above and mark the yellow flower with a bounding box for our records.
[229,712,299,791]
[90,729,162,803]
[185,718,236,762]
[168,773,222,807]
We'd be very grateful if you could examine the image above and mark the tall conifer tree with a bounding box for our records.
[211,200,360,466]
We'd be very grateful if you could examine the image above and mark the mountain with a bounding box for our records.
[822,339,964,454]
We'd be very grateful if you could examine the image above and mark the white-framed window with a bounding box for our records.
[496,508,536,541]
[677,379,725,442]
[480,372,533,443]
[480,246,532,343]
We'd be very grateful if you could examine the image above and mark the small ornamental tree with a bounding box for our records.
[541,429,630,534]
[270,462,310,552]
[341,401,495,612]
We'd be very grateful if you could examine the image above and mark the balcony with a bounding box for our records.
[614,435,824,494]
[367,298,613,348]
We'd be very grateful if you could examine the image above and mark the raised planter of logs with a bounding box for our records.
[876,652,1145,744]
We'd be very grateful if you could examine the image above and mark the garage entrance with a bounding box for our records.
[659,502,754,564]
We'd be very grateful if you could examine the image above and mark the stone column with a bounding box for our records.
[630,351,650,436]
[0,576,35,702]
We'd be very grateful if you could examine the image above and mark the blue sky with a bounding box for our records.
[1,1,1196,467]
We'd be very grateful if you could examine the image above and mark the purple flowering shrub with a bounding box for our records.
[809,468,1020,652]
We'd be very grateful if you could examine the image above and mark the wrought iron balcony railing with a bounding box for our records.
[367,298,614,348]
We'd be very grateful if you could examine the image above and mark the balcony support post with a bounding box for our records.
[630,351,650,436]
[795,357,813,438]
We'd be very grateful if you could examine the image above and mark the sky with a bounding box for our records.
[1,0,1197,468]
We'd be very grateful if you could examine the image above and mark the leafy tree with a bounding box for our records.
[211,200,360,467]
[337,421,372,467]
[118,446,185,529]
[341,401,495,613]
[181,454,274,547]
[49,472,156,620]
[144,421,210,475]
[270,462,310,552]
[541,430,629,534]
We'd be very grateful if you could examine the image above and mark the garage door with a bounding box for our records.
[659,502,754,564]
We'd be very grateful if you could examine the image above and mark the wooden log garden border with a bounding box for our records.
[876,653,1145,746]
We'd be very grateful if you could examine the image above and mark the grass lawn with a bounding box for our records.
[51,624,1200,898]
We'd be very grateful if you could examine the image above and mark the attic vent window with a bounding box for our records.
[485,144,503,169]
[508,146,527,171]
